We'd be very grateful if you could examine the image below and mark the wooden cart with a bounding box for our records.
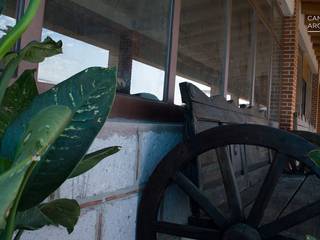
[137,83,320,240]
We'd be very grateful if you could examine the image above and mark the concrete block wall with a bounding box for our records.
[21,120,184,240]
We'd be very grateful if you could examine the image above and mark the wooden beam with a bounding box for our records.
[309,32,320,37]
[302,0,320,2]
[164,0,181,103]
[311,36,320,43]
[302,2,320,15]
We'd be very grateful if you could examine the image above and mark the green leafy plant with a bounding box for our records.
[306,235,317,240]
[0,1,120,239]
[308,149,320,167]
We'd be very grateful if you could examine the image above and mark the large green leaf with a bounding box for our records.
[0,55,20,106]
[0,105,72,231]
[69,146,121,178]
[16,199,80,233]
[0,37,61,106]
[15,206,53,231]
[0,69,37,139]
[13,106,73,164]
[309,149,320,167]
[0,160,31,230]
[40,199,80,233]
[1,67,117,210]
[0,157,10,174]
[3,37,62,65]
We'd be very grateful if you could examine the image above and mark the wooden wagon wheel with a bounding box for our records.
[136,124,320,240]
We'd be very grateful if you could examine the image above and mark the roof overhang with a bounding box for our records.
[299,13,319,73]
[277,0,295,16]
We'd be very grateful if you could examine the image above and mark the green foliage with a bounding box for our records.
[13,106,73,164]
[0,0,41,59]
[16,199,80,234]
[0,67,117,210]
[306,235,317,240]
[3,37,62,65]
[69,146,121,178]
[0,37,62,105]
[308,149,320,167]
[0,55,21,106]
[0,105,72,238]
[0,70,38,139]
[0,1,119,239]
[15,206,53,231]
[0,157,10,174]
[0,160,32,231]
[40,199,80,234]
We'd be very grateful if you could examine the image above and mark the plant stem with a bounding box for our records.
[4,161,37,240]
[0,0,41,59]
[13,230,23,240]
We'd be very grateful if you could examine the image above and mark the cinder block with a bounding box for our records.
[20,209,98,240]
[138,128,182,184]
[102,195,139,240]
[59,133,138,199]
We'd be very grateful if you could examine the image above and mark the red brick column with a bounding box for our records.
[279,0,300,130]
[311,74,319,129]
[317,86,320,133]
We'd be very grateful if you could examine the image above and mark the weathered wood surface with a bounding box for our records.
[136,124,319,240]
[180,82,276,211]
[293,112,316,133]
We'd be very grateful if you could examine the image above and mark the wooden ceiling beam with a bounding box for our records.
[302,2,320,15]
[311,36,320,43]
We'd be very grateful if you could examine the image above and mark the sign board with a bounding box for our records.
[306,15,320,32]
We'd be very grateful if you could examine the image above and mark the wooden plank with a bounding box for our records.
[180,81,274,222]
[302,2,320,15]
[247,153,287,226]
[216,147,243,220]
[154,221,220,239]
[164,0,181,103]
[174,172,227,227]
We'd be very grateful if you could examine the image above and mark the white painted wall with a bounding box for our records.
[21,120,184,240]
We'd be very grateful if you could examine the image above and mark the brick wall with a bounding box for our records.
[317,86,320,132]
[311,73,319,129]
[279,0,300,130]
[269,45,282,121]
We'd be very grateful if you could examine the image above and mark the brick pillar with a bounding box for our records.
[317,86,320,133]
[279,0,300,130]
[311,74,319,129]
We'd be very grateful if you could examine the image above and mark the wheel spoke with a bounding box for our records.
[259,200,320,239]
[154,221,220,240]
[276,175,308,219]
[247,153,287,227]
[174,172,228,228]
[216,147,244,221]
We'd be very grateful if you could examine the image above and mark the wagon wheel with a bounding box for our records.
[136,124,320,240]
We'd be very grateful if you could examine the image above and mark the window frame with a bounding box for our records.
[239,0,283,118]
[19,0,282,122]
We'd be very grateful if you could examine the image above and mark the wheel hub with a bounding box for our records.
[222,224,261,240]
